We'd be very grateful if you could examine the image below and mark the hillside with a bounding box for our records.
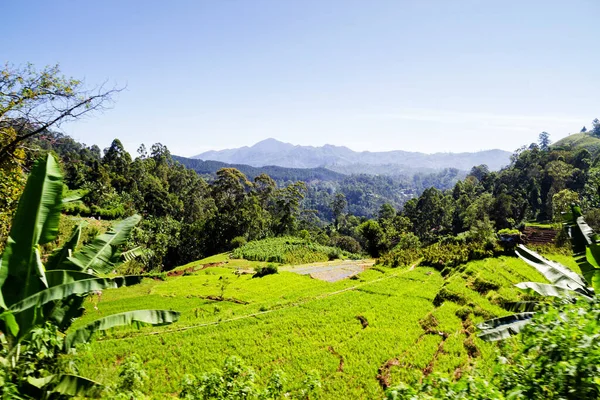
[68,253,550,398]
[553,132,600,155]
[173,155,347,182]
[192,138,511,174]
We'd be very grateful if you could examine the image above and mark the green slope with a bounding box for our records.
[552,132,600,155]
[65,253,562,398]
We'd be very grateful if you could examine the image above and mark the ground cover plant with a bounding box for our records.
[231,236,361,265]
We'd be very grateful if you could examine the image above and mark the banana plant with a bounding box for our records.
[478,205,597,341]
[0,154,180,397]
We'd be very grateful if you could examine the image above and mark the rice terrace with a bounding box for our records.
[3,2,600,399]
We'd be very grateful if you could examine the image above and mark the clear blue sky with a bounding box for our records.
[3,0,599,156]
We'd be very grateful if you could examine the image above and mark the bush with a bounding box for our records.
[230,236,247,249]
[253,263,278,278]
[497,228,520,235]
[380,240,503,270]
[179,356,321,400]
[330,235,362,254]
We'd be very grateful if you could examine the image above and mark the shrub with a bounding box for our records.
[253,263,278,278]
[497,228,520,235]
[330,235,362,254]
[297,229,311,240]
[179,356,321,399]
[230,236,247,249]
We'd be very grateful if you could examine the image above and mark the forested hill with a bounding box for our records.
[173,156,346,182]
[174,154,465,219]
[192,138,511,172]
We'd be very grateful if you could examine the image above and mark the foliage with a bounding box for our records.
[0,63,118,164]
[253,263,278,278]
[179,356,321,400]
[0,155,179,397]
[380,239,502,271]
[232,237,359,265]
[329,235,362,254]
[497,228,520,235]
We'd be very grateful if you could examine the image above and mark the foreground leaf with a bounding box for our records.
[515,282,592,300]
[477,312,536,341]
[67,215,142,273]
[515,245,588,292]
[65,310,180,349]
[564,205,600,293]
[8,278,119,314]
[0,155,63,308]
[52,374,103,397]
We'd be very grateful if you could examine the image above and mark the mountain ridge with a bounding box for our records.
[193,138,511,173]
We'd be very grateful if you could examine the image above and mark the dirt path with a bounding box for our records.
[281,259,376,282]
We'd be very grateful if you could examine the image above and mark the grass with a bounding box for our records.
[525,221,561,229]
[553,132,600,155]
[65,252,576,398]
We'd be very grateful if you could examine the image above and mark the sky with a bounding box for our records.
[3,0,599,156]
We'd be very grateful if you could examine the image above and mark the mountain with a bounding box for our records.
[192,138,511,174]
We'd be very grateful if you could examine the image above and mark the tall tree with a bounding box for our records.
[538,131,551,151]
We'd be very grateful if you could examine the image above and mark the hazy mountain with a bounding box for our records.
[193,138,511,174]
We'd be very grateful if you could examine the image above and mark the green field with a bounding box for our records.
[66,253,552,398]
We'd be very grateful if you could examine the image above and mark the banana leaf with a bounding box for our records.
[45,270,98,287]
[515,281,592,300]
[515,245,588,292]
[477,312,536,341]
[563,205,600,292]
[65,309,180,349]
[0,155,63,308]
[8,278,119,314]
[503,301,539,312]
[121,246,150,262]
[52,374,103,397]
[66,215,142,273]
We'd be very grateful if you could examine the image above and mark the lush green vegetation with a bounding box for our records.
[232,237,361,264]
[0,155,179,397]
[5,64,600,399]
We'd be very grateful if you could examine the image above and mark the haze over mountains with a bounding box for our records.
[193,138,511,175]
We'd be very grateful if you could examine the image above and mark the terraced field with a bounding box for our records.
[68,254,551,398]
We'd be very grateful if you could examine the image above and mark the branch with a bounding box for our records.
[0,87,122,163]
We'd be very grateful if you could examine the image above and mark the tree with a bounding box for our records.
[468,164,489,181]
[581,126,587,133]
[538,131,551,151]
[592,118,600,138]
[0,63,120,164]
[551,189,579,221]
[331,192,347,229]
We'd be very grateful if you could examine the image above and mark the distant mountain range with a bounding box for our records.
[192,138,511,175]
